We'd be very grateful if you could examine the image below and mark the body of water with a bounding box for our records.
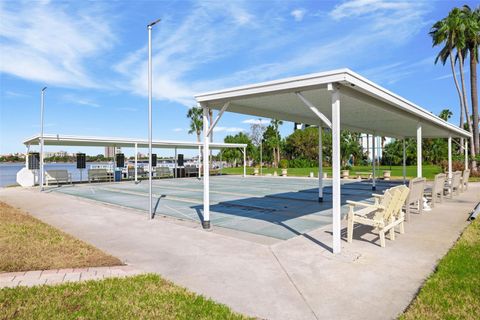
[0,162,111,187]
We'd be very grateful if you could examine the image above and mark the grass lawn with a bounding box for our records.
[222,165,443,180]
[0,201,121,272]
[0,274,250,320]
[400,219,480,320]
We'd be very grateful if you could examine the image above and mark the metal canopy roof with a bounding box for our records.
[23,134,247,150]
[196,68,471,139]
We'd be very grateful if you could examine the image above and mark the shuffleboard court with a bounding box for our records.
[50,175,402,240]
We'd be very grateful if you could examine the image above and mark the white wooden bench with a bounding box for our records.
[88,169,113,183]
[45,170,72,186]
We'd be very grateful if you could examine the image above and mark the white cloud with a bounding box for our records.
[330,0,414,20]
[0,2,115,88]
[173,128,183,132]
[113,1,257,106]
[242,119,270,125]
[213,126,245,133]
[291,9,306,22]
[62,94,100,108]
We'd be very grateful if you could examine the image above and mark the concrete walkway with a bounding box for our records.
[0,266,142,288]
[1,183,478,320]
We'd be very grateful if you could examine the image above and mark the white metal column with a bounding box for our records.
[402,138,406,185]
[318,126,323,202]
[448,136,452,180]
[330,84,341,254]
[202,106,210,229]
[25,145,30,169]
[174,147,177,178]
[372,134,376,191]
[134,143,138,182]
[417,123,422,178]
[243,147,246,177]
[39,87,46,190]
[464,140,468,170]
[198,146,202,178]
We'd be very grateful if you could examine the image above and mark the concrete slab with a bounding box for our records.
[1,181,478,319]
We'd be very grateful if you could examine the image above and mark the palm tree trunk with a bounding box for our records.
[470,49,479,170]
[450,53,465,153]
[458,52,477,161]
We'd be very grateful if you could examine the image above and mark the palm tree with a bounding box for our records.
[270,119,283,167]
[430,8,476,162]
[430,9,466,151]
[462,5,479,158]
[186,106,203,142]
[439,108,453,121]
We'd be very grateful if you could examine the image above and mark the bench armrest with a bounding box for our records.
[346,200,376,208]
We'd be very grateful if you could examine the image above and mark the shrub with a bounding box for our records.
[279,159,288,169]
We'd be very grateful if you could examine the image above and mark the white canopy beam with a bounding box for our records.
[295,92,332,129]
[329,84,341,254]
[206,101,230,137]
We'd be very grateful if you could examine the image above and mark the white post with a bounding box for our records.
[134,143,138,182]
[402,138,406,185]
[25,145,30,169]
[318,126,323,202]
[260,142,263,176]
[202,105,210,229]
[330,84,341,254]
[39,87,46,190]
[448,136,452,180]
[147,24,153,218]
[174,147,177,178]
[147,18,160,220]
[417,123,422,178]
[372,134,376,190]
[243,147,246,177]
[198,146,202,178]
[464,140,468,170]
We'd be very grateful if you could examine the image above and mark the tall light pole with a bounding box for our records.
[259,118,263,176]
[40,87,47,191]
[147,18,160,219]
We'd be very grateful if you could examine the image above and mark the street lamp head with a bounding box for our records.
[147,19,161,28]
[41,87,47,92]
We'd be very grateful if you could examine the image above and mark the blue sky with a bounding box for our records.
[0,0,477,156]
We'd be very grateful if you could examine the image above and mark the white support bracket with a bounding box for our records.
[295,92,332,129]
[206,101,230,137]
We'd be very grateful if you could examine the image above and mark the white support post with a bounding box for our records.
[206,101,230,137]
[198,146,202,178]
[202,106,210,229]
[243,147,246,177]
[174,147,178,178]
[372,134,376,191]
[417,123,422,178]
[318,126,323,202]
[448,136,452,180]
[464,140,468,170]
[402,138,406,185]
[134,143,138,182]
[25,145,30,169]
[330,84,341,254]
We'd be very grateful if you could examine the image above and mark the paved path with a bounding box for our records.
[0,266,142,288]
[1,183,479,320]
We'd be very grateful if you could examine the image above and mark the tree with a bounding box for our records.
[221,132,255,166]
[431,9,467,151]
[248,120,266,164]
[186,107,203,142]
[462,5,479,160]
[439,108,453,121]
